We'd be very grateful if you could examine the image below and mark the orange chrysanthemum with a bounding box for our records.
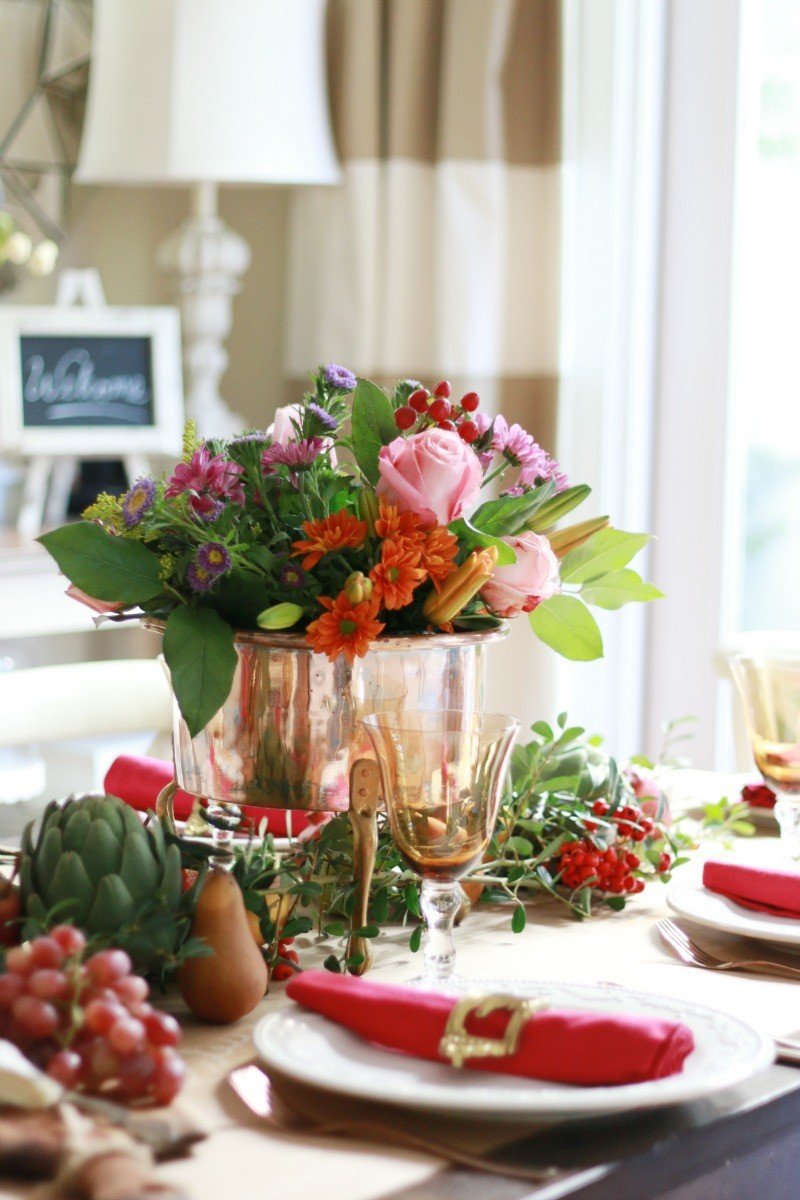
[292,511,367,570]
[375,499,425,547]
[305,592,385,663]
[370,537,427,610]
[420,526,459,589]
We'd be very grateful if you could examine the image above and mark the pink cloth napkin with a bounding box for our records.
[103,755,311,837]
[287,971,695,1085]
[703,859,800,918]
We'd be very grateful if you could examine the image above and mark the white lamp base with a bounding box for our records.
[157,182,249,437]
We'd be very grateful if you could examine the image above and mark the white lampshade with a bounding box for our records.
[76,0,339,186]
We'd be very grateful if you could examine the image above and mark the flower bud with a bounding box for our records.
[344,571,373,604]
[547,516,610,560]
[256,602,303,631]
[423,546,498,625]
[358,489,379,536]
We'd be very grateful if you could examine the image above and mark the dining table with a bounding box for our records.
[6,772,800,1200]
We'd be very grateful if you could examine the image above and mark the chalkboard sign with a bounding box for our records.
[20,335,155,428]
[0,305,183,455]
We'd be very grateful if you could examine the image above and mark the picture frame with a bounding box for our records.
[0,304,184,457]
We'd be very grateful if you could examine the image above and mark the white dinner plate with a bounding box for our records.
[667,867,800,948]
[253,979,773,1121]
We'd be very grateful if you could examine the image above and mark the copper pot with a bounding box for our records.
[155,625,509,812]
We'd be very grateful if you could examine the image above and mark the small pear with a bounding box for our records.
[178,866,268,1024]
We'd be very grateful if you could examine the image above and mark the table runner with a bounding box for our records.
[8,801,800,1199]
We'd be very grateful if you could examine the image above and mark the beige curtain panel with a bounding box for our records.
[285,0,563,451]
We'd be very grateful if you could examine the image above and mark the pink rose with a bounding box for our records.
[480,531,559,618]
[269,402,337,466]
[65,584,124,615]
[376,429,482,527]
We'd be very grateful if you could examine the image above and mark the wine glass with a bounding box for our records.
[361,710,520,988]
[729,653,800,856]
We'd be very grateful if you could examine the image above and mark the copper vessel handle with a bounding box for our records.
[155,780,179,835]
[347,758,381,976]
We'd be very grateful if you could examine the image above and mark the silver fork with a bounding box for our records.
[656,918,800,981]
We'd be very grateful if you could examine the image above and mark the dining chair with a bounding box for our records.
[0,658,172,818]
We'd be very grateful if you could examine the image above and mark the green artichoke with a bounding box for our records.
[19,794,204,977]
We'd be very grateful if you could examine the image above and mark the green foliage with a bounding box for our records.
[560,528,651,585]
[448,517,516,565]
[38,523,162,605]
[469,481,556,536]
[350,378,398,484]
[581,569,664,610]
[529,594,604,660]
[526,484,592,532]
[162,606,238,738]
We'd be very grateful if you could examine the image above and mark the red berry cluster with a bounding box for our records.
[271,936,299,983]
[0,926,184,1105]
[587,799,655,841]
[556,799,672,896]
[394,381,481,443]
[558,840,646,895]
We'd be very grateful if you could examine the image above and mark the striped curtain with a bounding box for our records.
[284,0,564,723]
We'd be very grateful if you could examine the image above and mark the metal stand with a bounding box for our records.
[154,763,384,976]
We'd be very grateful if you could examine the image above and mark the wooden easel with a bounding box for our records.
[16,270,151,537]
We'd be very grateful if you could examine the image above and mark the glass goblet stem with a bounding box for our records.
[420,879,461,982]
[774,793,800,859]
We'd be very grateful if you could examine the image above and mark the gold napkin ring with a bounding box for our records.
[438,993,548,1069]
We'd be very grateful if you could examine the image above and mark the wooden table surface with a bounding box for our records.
[10,790,800,1200]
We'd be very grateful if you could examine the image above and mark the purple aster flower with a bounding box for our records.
[307,402,338,432]
[197,542,232,576]
[324,363,357,391]
[121,478,156,527]
[199,499,225,523]
[280,562,308,589]
[261,437,326,477]
[187,562,216,592]
[228,431,269,446]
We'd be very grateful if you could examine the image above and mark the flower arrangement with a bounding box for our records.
[40,367,661,735]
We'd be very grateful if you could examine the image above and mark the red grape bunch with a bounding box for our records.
[0,925,185,1105]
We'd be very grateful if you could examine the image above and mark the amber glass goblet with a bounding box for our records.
[361,710,520,988]
[730,653,800,857]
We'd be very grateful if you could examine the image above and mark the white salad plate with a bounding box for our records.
[667,867,800,949]
[253,979,773,1121]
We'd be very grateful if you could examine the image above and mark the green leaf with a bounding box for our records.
[448,517,516,566]
[581,569,664,610]
[506,836,534,856]
[162,606,237,737]
[350,379,398,484]
[323,954,342,973]
[511,905,527,933]
[529,595,604,661]
[559,529,651,585]
[38,522,162,605]
[526,484,592,532]
[207,571,273,628]
[470,482,555,536]
[409,925,423,953]
[351,924,380,939]
[404,882,421,918]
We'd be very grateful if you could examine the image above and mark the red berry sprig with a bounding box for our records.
[0,926,185,1105]
[555,797,671,900]
[271,937,300,983]
[393,381,482,439]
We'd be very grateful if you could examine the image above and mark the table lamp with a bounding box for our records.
[76,0,340,435]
